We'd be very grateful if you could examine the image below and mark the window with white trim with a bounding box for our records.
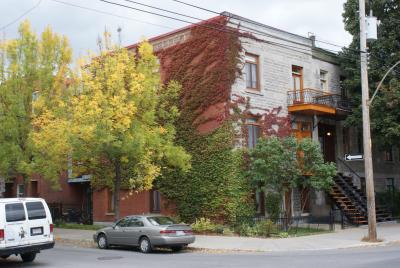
[320,70,328,91]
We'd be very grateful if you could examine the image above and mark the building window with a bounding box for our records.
[30,180,38,197]
[107,190,115,213]
[292,65,303,91]
[17,184,25,198]
[386,178,395,193]
[384,147,394,162]
[246,118,260,149]
[320,70,328,91]
[151,190,161,213]
[244,53,259,89]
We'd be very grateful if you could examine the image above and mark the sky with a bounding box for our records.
[0,0,353,59]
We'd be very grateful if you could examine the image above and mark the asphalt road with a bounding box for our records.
[1,244,400,268]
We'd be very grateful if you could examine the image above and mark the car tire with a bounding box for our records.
[139,237,152,253]
[97,234,108,249]
[171,246,183,252]
[1,255,10,259]
[21,252,36,263]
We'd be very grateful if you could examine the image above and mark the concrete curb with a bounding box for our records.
[54,235,400,253]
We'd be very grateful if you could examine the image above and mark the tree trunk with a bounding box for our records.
[113,160,121,221]
[284,188,293,231]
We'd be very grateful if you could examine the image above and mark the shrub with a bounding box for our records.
[255,220,277,237]
[265,192,281,221]
[214,224,225,234]
[191,218,216,233]
[279,232,289,238]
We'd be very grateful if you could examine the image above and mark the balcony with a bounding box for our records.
[287,88,352,117]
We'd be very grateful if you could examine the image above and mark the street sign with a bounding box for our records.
[344,154,364,161]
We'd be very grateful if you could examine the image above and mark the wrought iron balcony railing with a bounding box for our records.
[287,88,352,112]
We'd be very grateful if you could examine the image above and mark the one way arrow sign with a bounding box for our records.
[344,154,364,161]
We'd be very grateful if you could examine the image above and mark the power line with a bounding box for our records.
[171,0,355,52]
[116,1,398,78]
[99,0,340,57]
[172,0,400,75]
[0,0,42,31]
[125,0,342,54]
[49,0,174,31]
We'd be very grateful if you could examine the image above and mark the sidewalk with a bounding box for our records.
[54,223,400,252]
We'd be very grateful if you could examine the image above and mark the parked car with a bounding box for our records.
[93,215,195,253]
[0,198,55,262]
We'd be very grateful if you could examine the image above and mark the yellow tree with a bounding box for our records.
[31,33,190,219]
[0,21,72,188]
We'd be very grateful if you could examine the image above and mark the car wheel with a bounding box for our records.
[97,234,108,249]
[139,237,152,253]
[1,255,10,259]
[21,252,36,263]
[171,246,183,252]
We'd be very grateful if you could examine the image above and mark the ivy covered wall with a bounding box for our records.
[156,16,254,223]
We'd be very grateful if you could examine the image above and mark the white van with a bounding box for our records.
[0,198,54,262]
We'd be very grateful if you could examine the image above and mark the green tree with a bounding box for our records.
[249,137,336,216]
[0,21,72,187]
[340,0,400,147]
[30,33,190,220]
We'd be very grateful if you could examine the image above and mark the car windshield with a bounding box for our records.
[147,216,176,226]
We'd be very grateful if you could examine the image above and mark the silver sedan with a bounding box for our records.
[93,215,195,253]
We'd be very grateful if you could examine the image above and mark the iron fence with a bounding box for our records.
[287,88,352,111]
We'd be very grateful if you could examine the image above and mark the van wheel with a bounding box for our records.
[97,234,108,249]
[139,237,152,253]
[1,255,10,259]
[21,252,36,262]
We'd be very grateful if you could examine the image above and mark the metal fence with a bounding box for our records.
[48,202,92,224]
[233,213,336,236]
[287,88,352,111]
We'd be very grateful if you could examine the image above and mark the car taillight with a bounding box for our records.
[160,230,176,234]
[0,229,4,241]
[50,224,54,234]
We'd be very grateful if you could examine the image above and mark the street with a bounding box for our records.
[1,244,399,268]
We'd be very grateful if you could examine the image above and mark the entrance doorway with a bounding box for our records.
[318,124,336,162]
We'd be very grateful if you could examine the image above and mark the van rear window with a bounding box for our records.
[26,202,46,220]
[5,203,26,222]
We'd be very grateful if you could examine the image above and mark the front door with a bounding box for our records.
[318,124,336,162]
[4,202,29,247]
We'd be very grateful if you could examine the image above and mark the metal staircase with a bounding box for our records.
[330,161,394,226]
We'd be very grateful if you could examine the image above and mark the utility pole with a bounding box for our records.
[359,0,377,241]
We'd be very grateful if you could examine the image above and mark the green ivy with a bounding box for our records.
[158,122,254,224]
